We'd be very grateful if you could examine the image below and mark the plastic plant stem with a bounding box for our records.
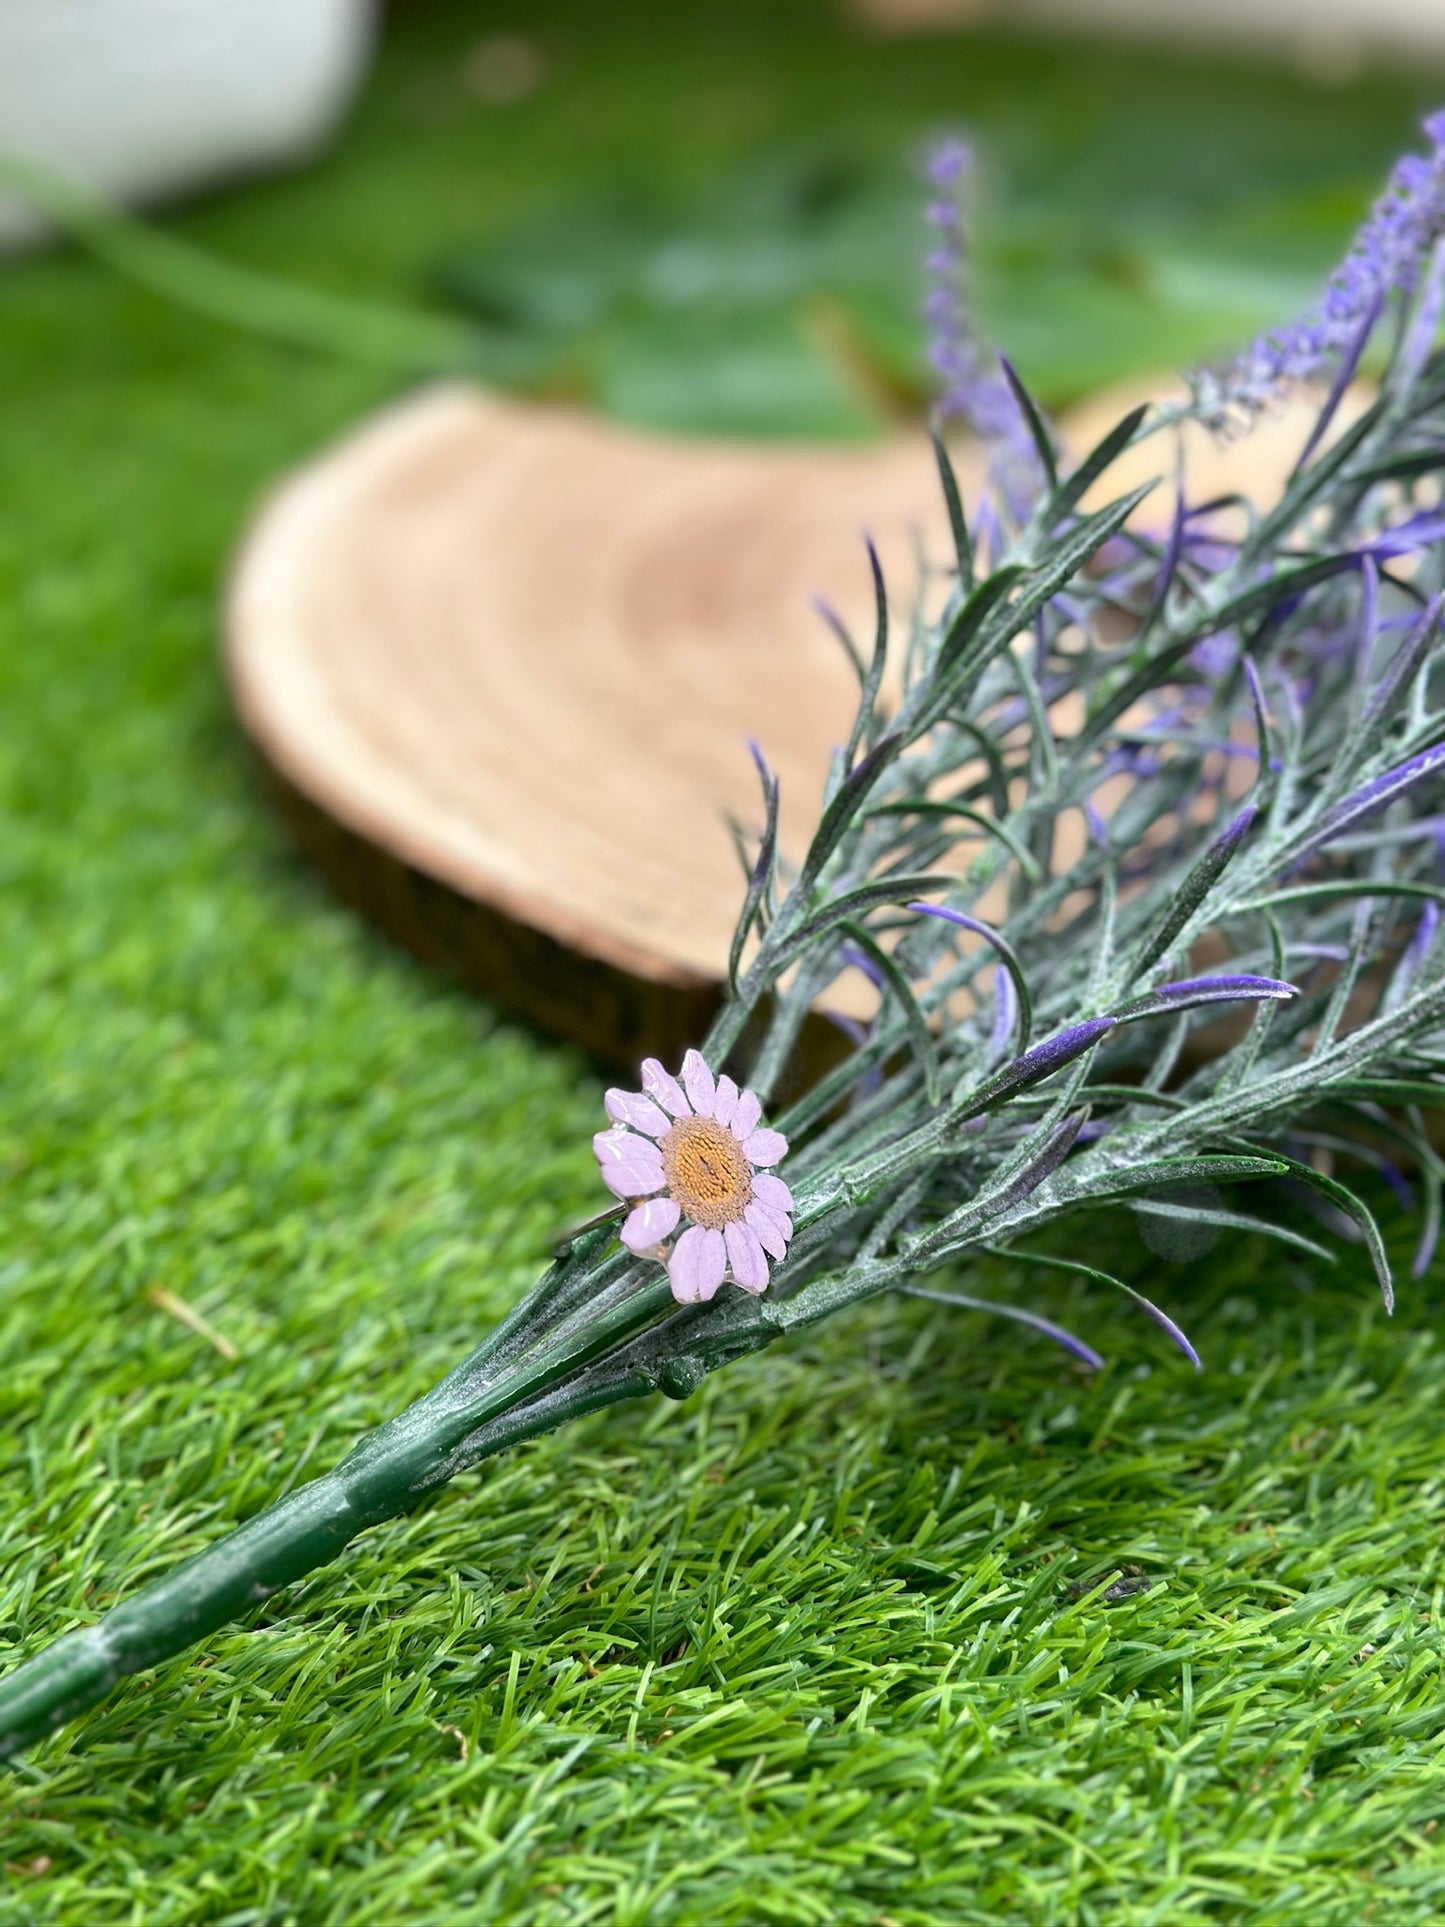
[0,1270,674,1762]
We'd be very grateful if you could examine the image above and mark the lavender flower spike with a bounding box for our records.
[1293,740,1445,866]
[1115,974,1299,1022]
[955,1017,1116,1123]
[921,137,1024,446]
[1194,109,1445,431]
[1153,973,1297,1002]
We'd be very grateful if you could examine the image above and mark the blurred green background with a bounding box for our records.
[408,0,1445,434]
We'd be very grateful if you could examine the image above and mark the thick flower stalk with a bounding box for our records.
[4,118,1445,1762]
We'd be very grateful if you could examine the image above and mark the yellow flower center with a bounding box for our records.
[661,1115,752,1230]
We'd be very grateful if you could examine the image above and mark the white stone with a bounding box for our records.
[0,0,376,249]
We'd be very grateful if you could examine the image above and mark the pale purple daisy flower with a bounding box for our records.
[592,1049,792,1306]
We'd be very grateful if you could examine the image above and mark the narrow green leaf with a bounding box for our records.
[1208,553,1357,635]
[1238,880,1445,913]
[812,598,865,683]
[951,719,1013,821]
[907,903,1034,1054]
[916,1107,1090,1258]
[901,1285,1104,1371]
[1128,1198,1337,1263]
[936,565,1026,676]
[844,541,891,772]
[1127,805,1256,982]
[797,730,905,893]
[1046,401,1150,526]
[930,428,974,591]
[1329,1078,1445,1108]
[1257,1150,1395,1312]
[1348,449,1445,488]
[929,483,1156,725]
[952,1017,1113,1123]
[839,920,939,1105]
[1073,1154,1289,1198]
[867,798,1042,881]
[999,354,1059,491]
[1078,1083,1187,1111]
[982,1246,1201,1368]
[1247,393,1384,550]
[777,871,957,965]
[728,746,779,994]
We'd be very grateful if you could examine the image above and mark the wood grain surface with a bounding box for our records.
[225,378,1352,1065]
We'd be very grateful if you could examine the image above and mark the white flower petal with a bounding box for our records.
[668,1225,726,1304]
[743,1127,788,1169]
[712,1073,740,1131]
[593,1129,665,1199]
[681,1049,716,1116]
[641,1058,692,1118]
[725,1221,769,1293]
[745,1200,791,1260]
[733,1088,762,1138]
[621,1196,681,1252]
[752,1172,794,1215]
[605,1088,672,1138]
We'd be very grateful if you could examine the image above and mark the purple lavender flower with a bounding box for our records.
[1294,740,1445,865]
[1153,972,1296,1002]
[839,938,888,991]
[907,901,1027,1056]
[997,1018,1116,1087]
[1194,111,1445,431]
[922,140,1014,439]
[1358,512,1445,560]
[921,138,1047,515]
[595,1051,792,1304]
[1120,974,1298,1017]
[1189,633,1239,681]
[989,964,1018,1064]
[1392,901,1439,1008]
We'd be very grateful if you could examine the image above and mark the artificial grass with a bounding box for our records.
[2,1,1445,1920]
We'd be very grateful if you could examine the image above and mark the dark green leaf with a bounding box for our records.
[999,354,1059,491]
[797,730,905,893]
[778,871,957,964]
[929,482,1156,726]
[838,920,939,1105]
[1240,880,1445,912]
[1045,401,1150,526]
[952,1017,1113,1123]
[1127,806,1256,982]
[728,748,780,994]
[935,565,1027,677]
[1129,1198,1336,1263]
[866,797,1042,881]
[844,540,890,770]
[1258,1150,1395,1311]
[1208,553,1358,634]
[931,428,974,591]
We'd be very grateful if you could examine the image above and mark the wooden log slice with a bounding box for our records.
[224,378,1350,1067]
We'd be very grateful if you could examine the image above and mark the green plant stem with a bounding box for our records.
[0,151,477,371]
[0,1273,674,1762]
